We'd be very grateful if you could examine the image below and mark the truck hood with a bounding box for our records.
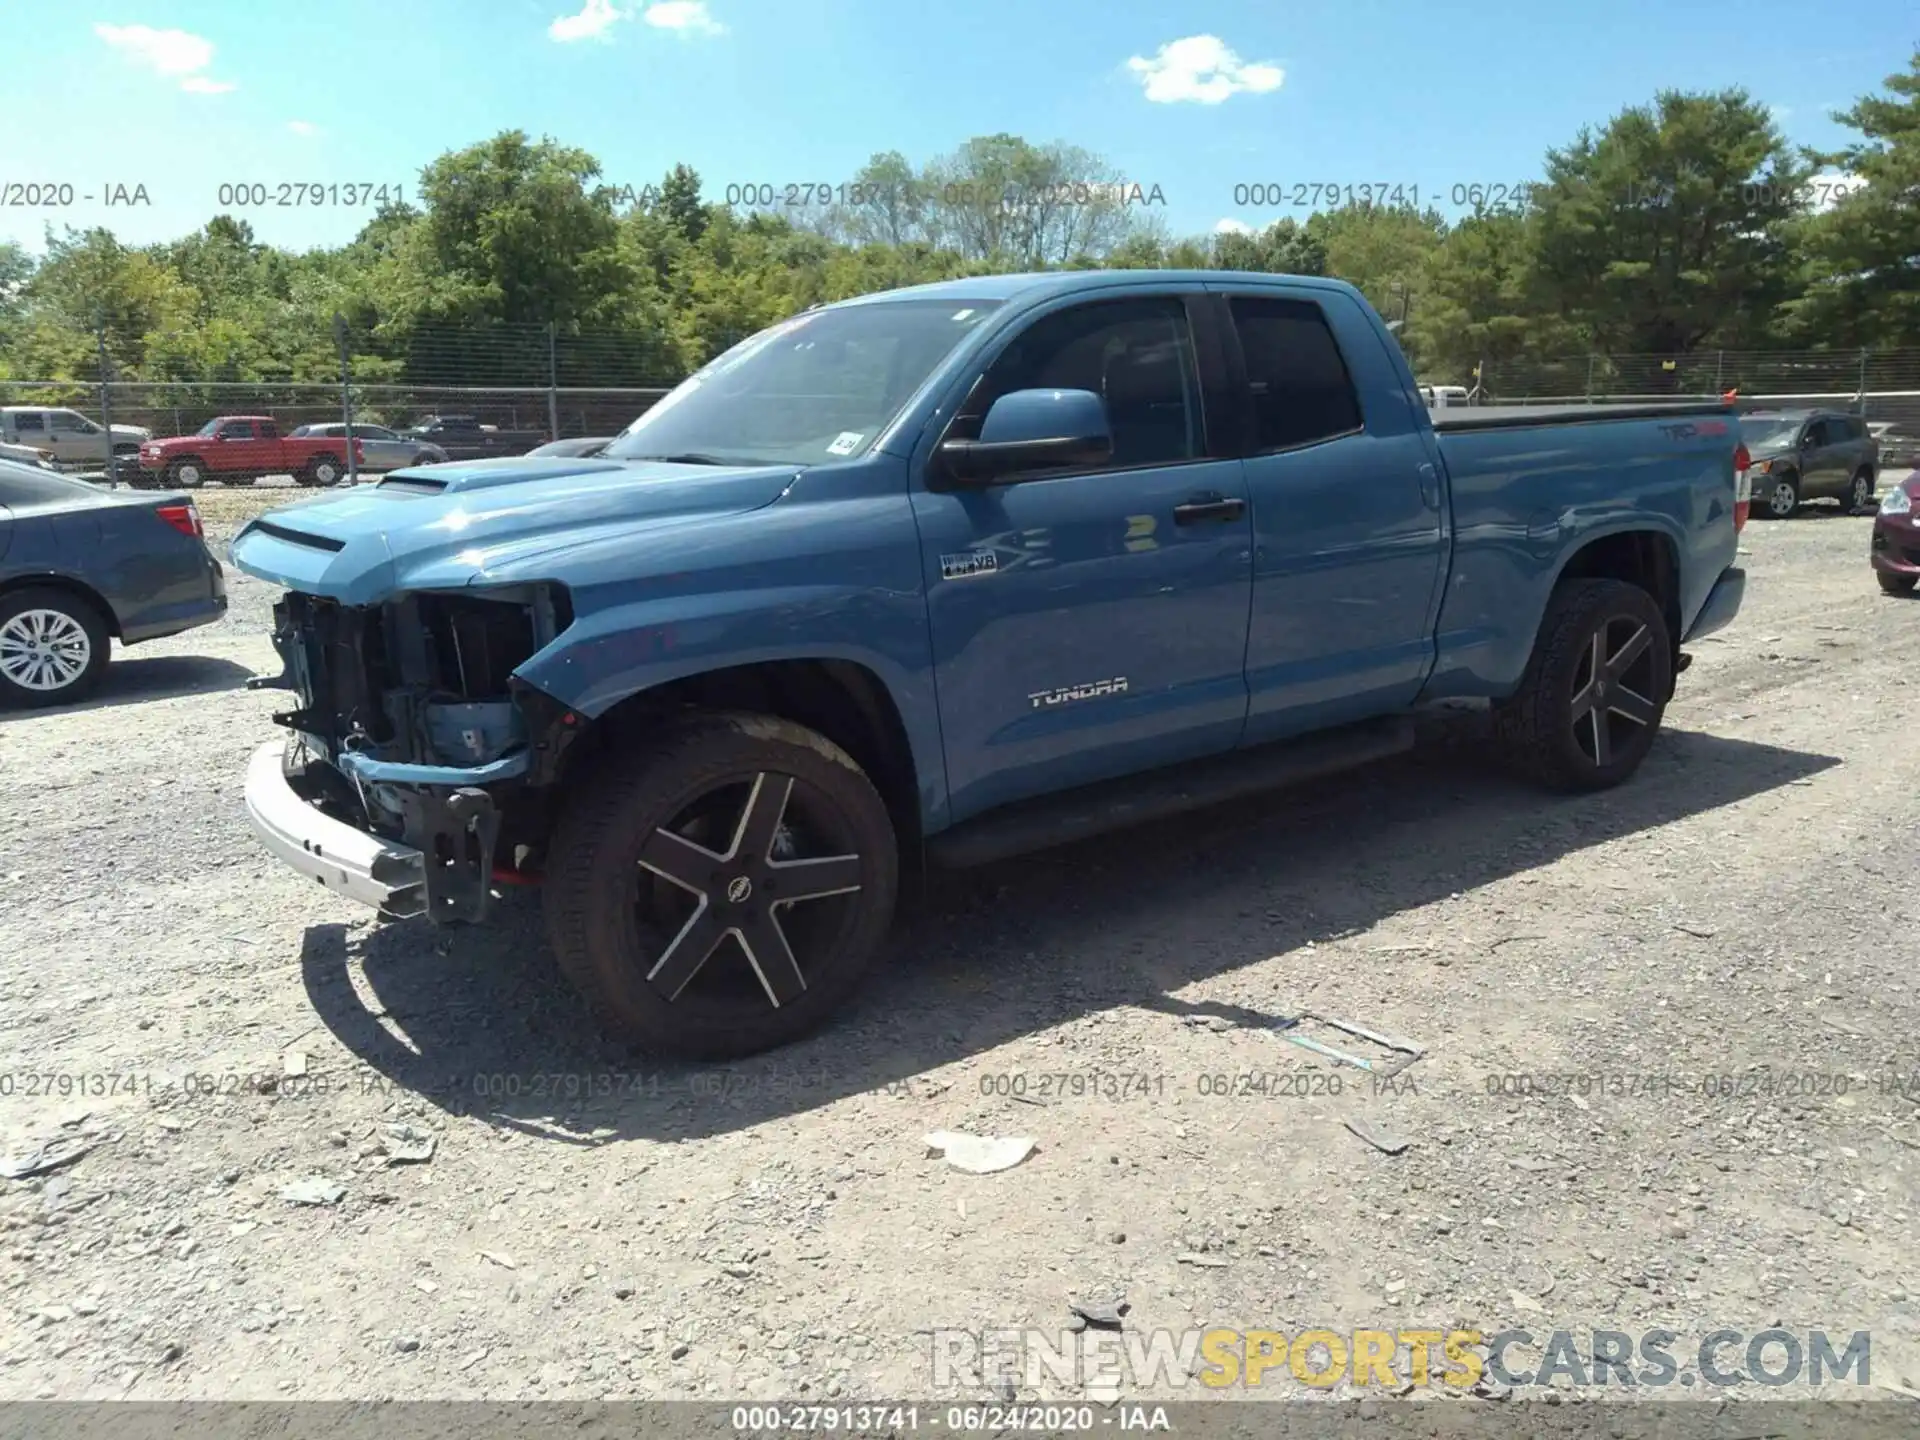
[227,456,799,604]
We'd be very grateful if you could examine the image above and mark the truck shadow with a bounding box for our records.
[299,721,1838,1145]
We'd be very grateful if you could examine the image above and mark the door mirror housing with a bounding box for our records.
[936,388,1113,485]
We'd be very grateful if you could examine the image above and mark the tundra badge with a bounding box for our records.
[1028,676,1128,709]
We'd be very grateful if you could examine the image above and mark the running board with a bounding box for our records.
[924,714,1415,869]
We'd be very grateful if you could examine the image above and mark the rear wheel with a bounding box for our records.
[0,588,110,708]
[1878,571,1918,596]
[544,712,899,1059]
[299,454,343,487]
[1845,468,1874,512]
[411,452,439,468]
[1495,578,1673,792]
[166,457,205,489]
[1761,474,1800,519]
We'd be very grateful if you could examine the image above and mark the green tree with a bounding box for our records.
[1781,49,1920,348]
[1530,90,1807,359]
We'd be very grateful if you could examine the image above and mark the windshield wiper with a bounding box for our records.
[621,452,738,466]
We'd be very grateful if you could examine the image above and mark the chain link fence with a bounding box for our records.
[1477,349,1920,429]
[8,325,1920,482]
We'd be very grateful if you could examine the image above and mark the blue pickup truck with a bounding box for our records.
[231,270,1749,1058]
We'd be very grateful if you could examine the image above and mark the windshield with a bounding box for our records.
[195,419,222,437]
[603,299,1005,467]
[1739,416,1802,447]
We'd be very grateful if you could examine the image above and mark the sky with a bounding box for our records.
[0,0,1910,255]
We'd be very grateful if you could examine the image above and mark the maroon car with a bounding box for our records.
[1871,469,1920,595]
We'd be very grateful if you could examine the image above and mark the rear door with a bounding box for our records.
[1205,284,1447,745]
[1800,417,1844,496]
[913,289,1255,821]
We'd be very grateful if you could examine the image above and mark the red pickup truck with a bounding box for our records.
[138,416,363,489]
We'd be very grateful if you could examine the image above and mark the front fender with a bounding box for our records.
[513,582,949,832]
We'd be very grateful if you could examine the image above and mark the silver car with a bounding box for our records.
[288,423,448,473]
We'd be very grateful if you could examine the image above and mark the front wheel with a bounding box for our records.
[1760,474,1801,519]
[0,588,110,708]
[166,458,205,489]
[1495,578,1673,792]
[1845,469,1874,512]
[544,712,899,1059]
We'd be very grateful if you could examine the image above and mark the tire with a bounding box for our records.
[1878,571,1918,596]
[299,454,343,487]
[1759,473,1800,519]
[166,457,205,489]
[0,587,111,708]
[411,453,439,468]
[1845,468,1874,512]
[1494,577,1673,793]
[544,711,899,1059]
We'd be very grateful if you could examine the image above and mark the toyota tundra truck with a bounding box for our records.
[229,270,1750,1059]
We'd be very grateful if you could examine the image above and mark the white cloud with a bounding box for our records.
[1214,218,1254,235]
[549,0,623,42]
[286,120,321,136]
[1126,35,1282,105]
[94,23,236,93]
[643,1,724,36]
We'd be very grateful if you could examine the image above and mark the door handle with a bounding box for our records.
[1417,461,1440,510]
[1172,494,1246,525]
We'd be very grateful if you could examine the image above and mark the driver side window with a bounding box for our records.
[956,297,1205,471]
[1803,419,1829,447]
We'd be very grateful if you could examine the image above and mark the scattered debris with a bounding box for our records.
[0,1137,98,1181]
[155,1116,184,1133]
[1488,934,1547,950]
[924,1131,1036,1174]
[1274,1012,1426,1077]
[280,1177,346,1206]
[1509,1289,1548,1315]
[392,1336,420,1354]
[1176,1253,1231,1268]
[381,1124,436,1165]
[1509,1157,1552,1172]
[458,1349,490,1371]
[1672,923,1716,940]
[282,1050,310,1077]
[479,1250,516,1270]
[1344,1116,1412,1156]
[1069,1298,1127,1331]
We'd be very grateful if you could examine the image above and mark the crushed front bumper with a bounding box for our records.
[245,741,428,916]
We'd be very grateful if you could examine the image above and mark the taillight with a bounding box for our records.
[1732,442,1750,532]
[156,502,202,539]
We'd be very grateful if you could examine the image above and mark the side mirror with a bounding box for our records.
[1800,431,1817,448]
[936,388,1113,485]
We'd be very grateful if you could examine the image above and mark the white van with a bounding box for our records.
[1419,385,1473,409]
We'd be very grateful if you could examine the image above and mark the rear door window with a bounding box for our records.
[1227,296,1365,452]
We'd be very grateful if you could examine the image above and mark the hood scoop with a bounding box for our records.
[376,456,624,496]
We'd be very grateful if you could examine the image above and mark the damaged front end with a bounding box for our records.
[249,583,585,923]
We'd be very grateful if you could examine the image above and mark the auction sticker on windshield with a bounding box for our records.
[827,431,864,456]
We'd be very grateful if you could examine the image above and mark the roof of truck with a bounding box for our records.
[828,269,1363,308]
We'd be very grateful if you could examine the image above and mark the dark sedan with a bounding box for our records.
[0,460,227,706]
[1871,471,1920,596]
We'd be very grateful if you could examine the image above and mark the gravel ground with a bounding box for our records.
[2,489,1917,1406]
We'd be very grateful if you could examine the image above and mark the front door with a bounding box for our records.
[1206,285,1447,744]
[912,292,1254,822]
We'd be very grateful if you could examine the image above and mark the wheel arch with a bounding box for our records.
[0,572,121,637]
[548,657,926,852]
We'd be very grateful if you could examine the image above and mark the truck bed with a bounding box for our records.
[1431,401,1736,430]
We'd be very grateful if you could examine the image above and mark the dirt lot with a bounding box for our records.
[2,490,1917,1406]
